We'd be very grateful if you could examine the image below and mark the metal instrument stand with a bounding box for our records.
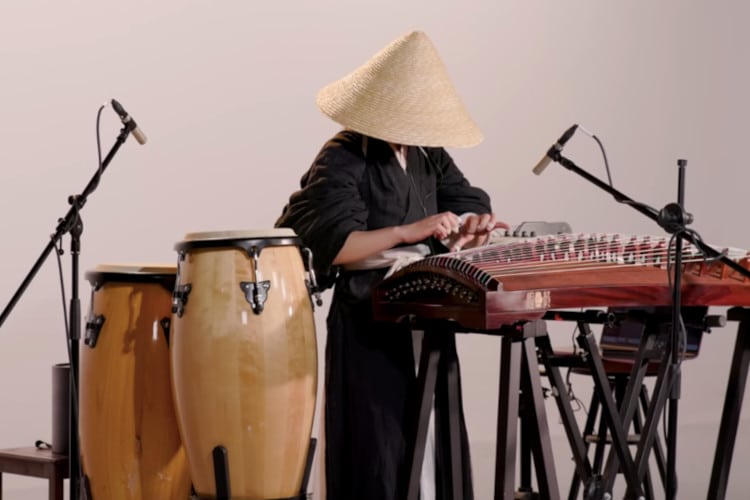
[546,151,750,499]
[187,441,317,500]
[707,307,750,499]
[0,122,135,500]
[402,318,560,500]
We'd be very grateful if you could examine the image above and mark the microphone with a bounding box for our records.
[532,124,578,175]
[111,99,147,145]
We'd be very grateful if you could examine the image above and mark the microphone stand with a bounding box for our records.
[0,120,136,500]
[665,160,686,500]
[548,150,750,500]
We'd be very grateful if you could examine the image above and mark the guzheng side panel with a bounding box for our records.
[495,260,750,309]
[371,258,550,330]
[372,234,750,331]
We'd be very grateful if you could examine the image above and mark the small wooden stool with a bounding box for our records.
[0,447,68,500]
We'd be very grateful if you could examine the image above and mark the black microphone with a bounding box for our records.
[111,99,147,145]
[532,124,578,175]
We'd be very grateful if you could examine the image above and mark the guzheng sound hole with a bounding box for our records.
[384,272,478,303]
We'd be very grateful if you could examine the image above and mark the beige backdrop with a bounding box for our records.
[0,1,748,499]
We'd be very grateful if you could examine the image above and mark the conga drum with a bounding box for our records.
[80,264,192,500]
[170,229,318,499]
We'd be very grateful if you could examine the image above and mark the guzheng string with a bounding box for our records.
[442,233,748,278]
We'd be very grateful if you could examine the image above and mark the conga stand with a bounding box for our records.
[193,441,317,500]
[546,151,750,499]
[0,119,138,500]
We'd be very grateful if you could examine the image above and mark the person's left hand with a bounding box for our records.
[445,213,509,251]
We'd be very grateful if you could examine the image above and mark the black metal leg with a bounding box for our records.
[435,333,464,500]
[495,335,522,500]
[640,386,666,489]
[403,330,442,500]
[708,310,750,500]
[535,333,597,499]
[578,331,643,497]
[212,446,230,500]
[82,474,91,500]
[591,400,608,478]
[521,336,561,500]
[568,393,600,500]
[631,352,672,488]
[631,398,655,500]
[519,410,533,494]
[613,375,657,498]
[299,438,317,496]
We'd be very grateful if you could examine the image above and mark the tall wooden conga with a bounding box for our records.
[80,264,192,500]
[170,229,317,499]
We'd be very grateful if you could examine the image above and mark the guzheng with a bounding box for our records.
[372,233,750,330]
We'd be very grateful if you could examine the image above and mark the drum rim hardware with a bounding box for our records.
[241,244,272,315]
[84,269,176,294]
[174,236,302,255]
[240,280,271,314]
[84,314,105,348]
[301,247,323,308]
[172,284,193,318]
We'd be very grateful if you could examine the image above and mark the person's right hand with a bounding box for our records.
[396,212,462,244]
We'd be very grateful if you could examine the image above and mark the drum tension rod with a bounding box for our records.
[159,317,171,346]
[240,246,271,314]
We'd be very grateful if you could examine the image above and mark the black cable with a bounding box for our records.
[586,128,700,368]
[89,103,107,193]
[52,236,80,454]
[591,133,613,187]
[51,103,106,472]
[585,129,698,452]
[662,229,693,443]
[665,231,688,361]
[415,146,451,256]
[53,238,70,354]
[583,128,662,219]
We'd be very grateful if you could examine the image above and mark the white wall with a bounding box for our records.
[0,1,748,498]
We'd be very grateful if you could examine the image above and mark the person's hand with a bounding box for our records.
[396,212,462,244]
[444,213,509,251]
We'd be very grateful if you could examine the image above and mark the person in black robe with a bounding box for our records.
[276,31,502,500]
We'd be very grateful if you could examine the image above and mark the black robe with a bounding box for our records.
[276,130,491,500]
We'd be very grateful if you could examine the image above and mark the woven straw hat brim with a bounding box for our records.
[316,31,483,148]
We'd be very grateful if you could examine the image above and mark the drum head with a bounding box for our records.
[181,228,297,241]
[85,263,177,289]
[175,228,300,253]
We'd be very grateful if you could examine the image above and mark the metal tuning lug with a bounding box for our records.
[84,314,106,348]
[240,281,271,314]
[172,284,192,318]
[301,247,323,308]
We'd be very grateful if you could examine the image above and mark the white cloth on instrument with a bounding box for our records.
[341,212,496,276]
[341,243,432,277]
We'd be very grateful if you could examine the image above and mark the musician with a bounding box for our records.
[276,30,503,500]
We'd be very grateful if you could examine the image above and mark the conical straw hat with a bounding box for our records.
[316,31,483,148]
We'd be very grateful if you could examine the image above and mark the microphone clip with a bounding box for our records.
[547,143,564,162]
[657,202,693,234]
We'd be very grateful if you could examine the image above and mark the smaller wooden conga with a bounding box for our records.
[170,229,318,500]
[80,264,191,500]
